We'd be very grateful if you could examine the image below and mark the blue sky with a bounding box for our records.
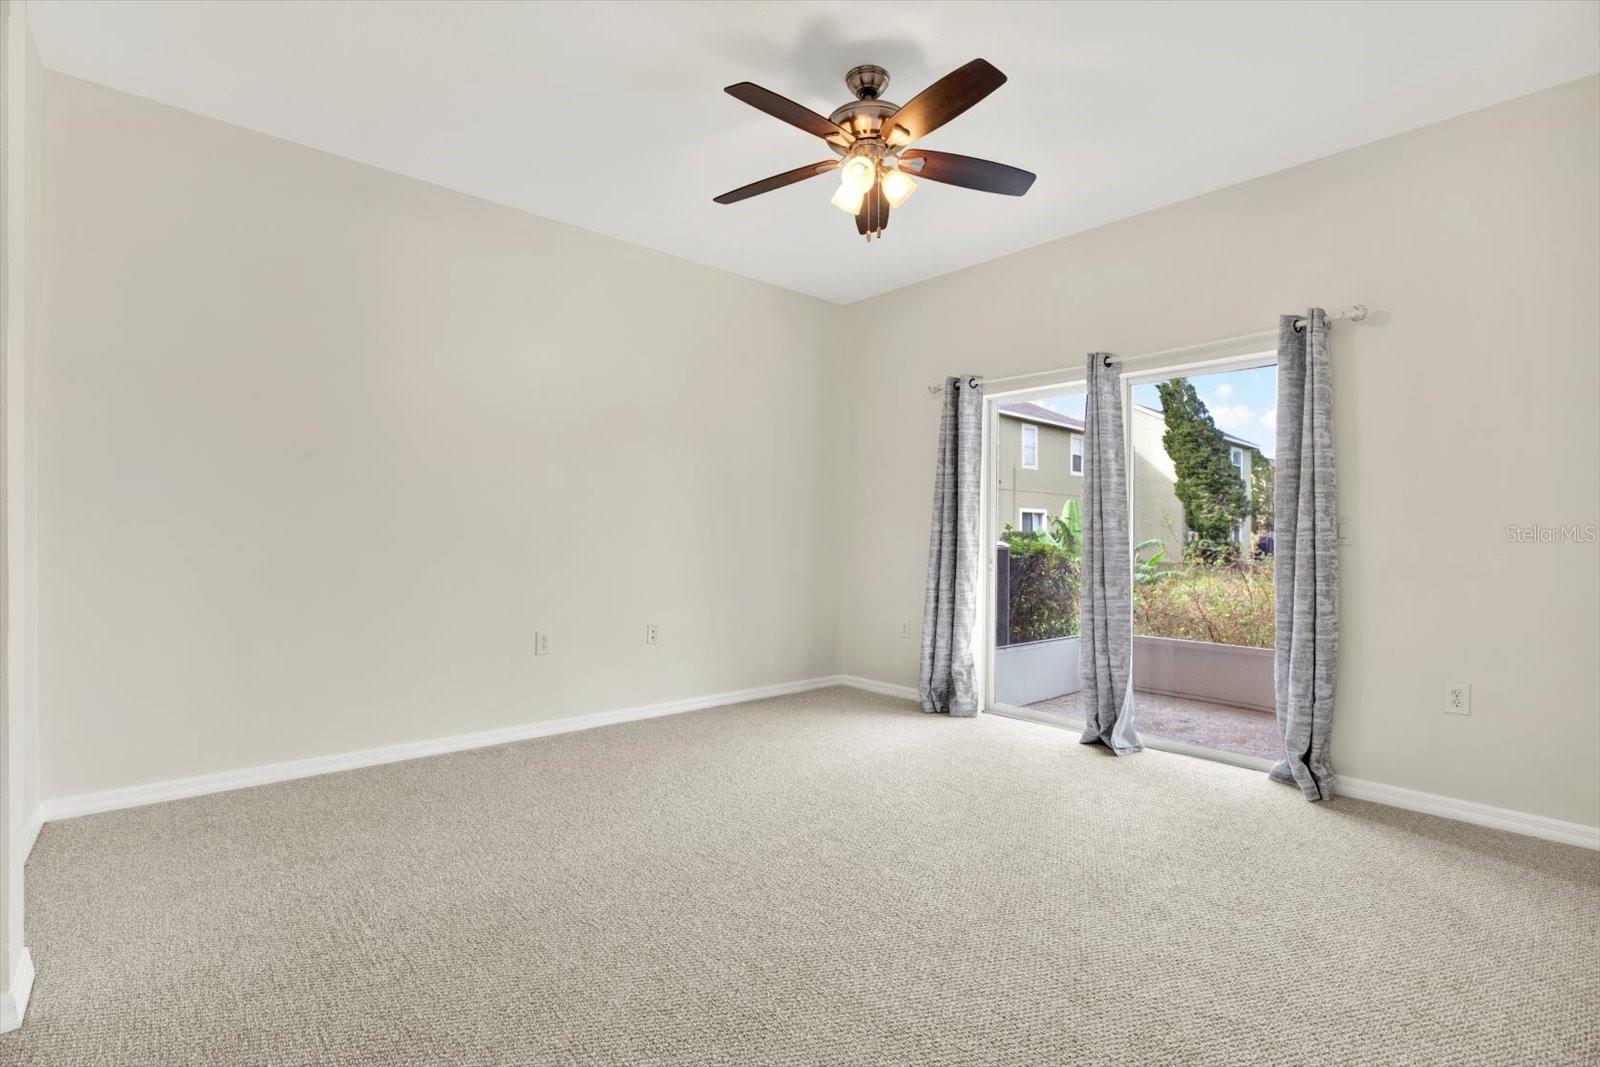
[1035,365,1277,458]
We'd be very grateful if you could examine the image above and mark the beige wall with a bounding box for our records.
[38,74,842,799]
[839,77,1600,826]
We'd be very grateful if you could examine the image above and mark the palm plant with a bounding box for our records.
[1037,498,1083,561]
[1133,539,1171,586]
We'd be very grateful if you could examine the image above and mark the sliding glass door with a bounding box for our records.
[989,387,1087,716]
[1126,359,1279,759]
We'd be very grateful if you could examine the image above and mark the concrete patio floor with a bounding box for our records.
[1024,690,1281,761]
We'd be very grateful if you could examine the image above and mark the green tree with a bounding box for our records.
[1153,378,1248,543]
[1250,452,1274,535]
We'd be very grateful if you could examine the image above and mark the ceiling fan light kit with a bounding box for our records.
[714,59,1037,242]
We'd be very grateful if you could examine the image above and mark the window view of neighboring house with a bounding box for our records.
[997,402,1083,531]
[997,400,1263,555]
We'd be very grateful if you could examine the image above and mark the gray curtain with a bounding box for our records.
[918,376,984,716]
[1078,354,1141,754]
[1271,310,1339,800]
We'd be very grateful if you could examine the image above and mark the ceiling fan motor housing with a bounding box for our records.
[830,65,899,150]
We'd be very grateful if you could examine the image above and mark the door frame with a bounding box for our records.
[979,374,1091,717]
[977,348,1278,721]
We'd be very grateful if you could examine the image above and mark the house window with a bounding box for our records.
[1230,446,1246,479]
[1069,434,1083,475]
[1021,424,1038,470]
[1019,508,1049,534]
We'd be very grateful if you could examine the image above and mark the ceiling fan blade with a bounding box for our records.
[879,59,1007,148]
[855,182,890,236]
[725,82,854,147]
[713,160,840,205]
[900,150,1036,196]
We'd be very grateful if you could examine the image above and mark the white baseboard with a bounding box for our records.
[836,675,918,702]
[40,675,846,825]
[33,673,1599,854]
[839,676,1599,851]
[1335,776,1599,851]
[0,948,33,1034]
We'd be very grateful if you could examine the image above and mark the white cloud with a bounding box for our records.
[1260,407,1277,433]
[1212,383,1233,398]
[1210,403,1254,434]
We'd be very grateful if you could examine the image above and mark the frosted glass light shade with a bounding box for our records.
[831,183,866,214]
[881,169,916,208]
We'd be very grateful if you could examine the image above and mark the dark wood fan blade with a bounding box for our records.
[725,82,853,147]
[900,150,1036,196]
[880,59,1006,148]
[855,182,890,236]
[713,160,840,204]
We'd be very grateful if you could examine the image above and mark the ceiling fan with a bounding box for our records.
[713,59,1036,241]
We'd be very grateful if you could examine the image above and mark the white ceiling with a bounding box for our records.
[29,1,1600,304]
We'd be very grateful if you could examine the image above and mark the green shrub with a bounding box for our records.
[1001,500,1082,644]
[1134,559,1274,648]
[1004,534,1080,642]
[1000,503,1273,648]
[1185,538,1241,565]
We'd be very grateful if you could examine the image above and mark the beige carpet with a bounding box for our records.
[8,687,1598,1065]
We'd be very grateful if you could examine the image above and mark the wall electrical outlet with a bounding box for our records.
[901,621,911,639]
[1445,683,1470,716]
[535,632,550,656]
[646,623,659,646]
